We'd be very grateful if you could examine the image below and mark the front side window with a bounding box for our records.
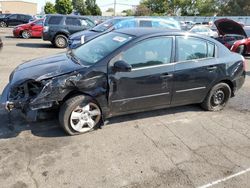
[118,37,173,68]
[73,32,133,65]
[176,36,215,61]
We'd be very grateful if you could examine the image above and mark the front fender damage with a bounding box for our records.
[4,73,83,120]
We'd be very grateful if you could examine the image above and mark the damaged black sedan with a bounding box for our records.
[1,28,246,135]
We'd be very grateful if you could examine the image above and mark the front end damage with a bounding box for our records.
[1,73,83,121]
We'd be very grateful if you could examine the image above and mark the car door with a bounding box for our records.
[108,36,175,115]
[171,36,219,105]
[65,17,84,34]
[6,14,18,26]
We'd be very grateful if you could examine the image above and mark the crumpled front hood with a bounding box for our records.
[214,18,247,37]
[10,53,84,86]
[69,29,100,40]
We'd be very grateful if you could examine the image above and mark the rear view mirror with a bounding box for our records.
[113,60,132,72]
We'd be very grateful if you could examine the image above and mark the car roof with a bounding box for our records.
[115,27,183,37]
[114,28,221,43]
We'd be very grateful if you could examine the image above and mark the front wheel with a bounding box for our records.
[21,30,31,39]
[59,95,102,135]
[201,83,231,111]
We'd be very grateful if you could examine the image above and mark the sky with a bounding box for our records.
[34,0,140,14]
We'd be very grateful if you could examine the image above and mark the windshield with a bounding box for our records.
[73,32,133,65]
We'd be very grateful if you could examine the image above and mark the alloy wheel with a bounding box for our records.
[70,102,101,133]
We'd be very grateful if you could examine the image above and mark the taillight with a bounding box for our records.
[43,26,49,32]
[242,57,247,71]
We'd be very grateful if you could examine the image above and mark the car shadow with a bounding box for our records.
[16,43,55,48]
[0,104,202,139]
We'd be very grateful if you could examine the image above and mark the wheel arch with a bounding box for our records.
[216,79,234,97]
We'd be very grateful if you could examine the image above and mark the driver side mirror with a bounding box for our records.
[113,60,132,73]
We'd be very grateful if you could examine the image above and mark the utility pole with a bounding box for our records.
[114,0,116,16]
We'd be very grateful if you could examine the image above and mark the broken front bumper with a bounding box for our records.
[0,83,12,111]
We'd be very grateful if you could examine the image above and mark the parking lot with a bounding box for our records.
[0,27,250,188]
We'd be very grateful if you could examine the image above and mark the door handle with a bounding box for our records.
[160,73,173,78]
[206,66,217,71]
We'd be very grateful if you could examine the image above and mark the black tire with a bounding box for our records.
[0,21,7,27]
[59,95,102,135]
[53,34,68,48]
[236,45,245,55]
[21,30,31,39]
[201,83,231,111]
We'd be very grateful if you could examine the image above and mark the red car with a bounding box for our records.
[13,19,43,39]
[214,18,250,55]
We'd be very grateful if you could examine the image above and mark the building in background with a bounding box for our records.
[0,0,37,15]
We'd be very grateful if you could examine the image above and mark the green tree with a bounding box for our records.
[72,0,89,15]
[141,0,168,15]
[135,4,151,16]
[85,0,102,15]
[106,8,114,12]
[218,0,250,16]
[122,9,134,16]
[55,0,73,14]
[44,2,56,14]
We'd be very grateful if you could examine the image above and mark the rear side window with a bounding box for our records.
[139,20,152,27]
[176,36,215,61]
[48,16,63,25]
[65,17,81,26]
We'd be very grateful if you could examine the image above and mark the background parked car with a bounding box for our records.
[13,18,44,39]
[189,25,218,38]
[43,14,95,48]
[0,14,32,27]
[68,17,181,49]
[214,18,247,50]
[68,17,131,49]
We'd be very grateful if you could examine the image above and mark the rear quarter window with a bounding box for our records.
[48,16,63,25]
[176,36,215,61]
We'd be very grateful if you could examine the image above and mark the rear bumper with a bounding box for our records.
[42,32,51,41]
[233,71,245,94]
[13,29,20,37]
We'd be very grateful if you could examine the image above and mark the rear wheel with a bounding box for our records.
[54,34,68,48]
[0,21,7,27]
[201,83,231,111]
[236,45,245,55]
[59,95,102,135]
[21,30,31,39]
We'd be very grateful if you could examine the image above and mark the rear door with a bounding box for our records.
[65,17,84,34]
[108,36,175,115]
[171,36,219,105]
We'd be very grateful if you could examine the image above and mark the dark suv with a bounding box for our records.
[0,14,32,27]
[43,14,95,48]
